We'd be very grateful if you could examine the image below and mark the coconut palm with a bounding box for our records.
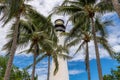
[1,0,35,80]
[67,31,91,80]
[66,17,114,80]
[18,31,53,80]
[53,0,114,79]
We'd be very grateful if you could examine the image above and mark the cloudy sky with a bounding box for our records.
[0,0,120,80]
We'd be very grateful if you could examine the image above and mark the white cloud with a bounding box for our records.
[27,0,64,16]
[38,75,47,80]
[27,63,48,80]
[69,70,85,75]
[113,45,120,52]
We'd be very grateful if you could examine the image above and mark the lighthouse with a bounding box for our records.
[50,19,69,80]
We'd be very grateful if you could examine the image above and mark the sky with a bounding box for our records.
[0,0,120,80]
[13,55,119,80]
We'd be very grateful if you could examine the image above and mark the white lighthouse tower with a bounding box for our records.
[50,19,69,80]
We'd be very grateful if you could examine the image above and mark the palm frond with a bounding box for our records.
[3,0,23,25]
[74,41,86,56]
[25,54,47,70]
[79,0,96,5]
[96,36,115,57]
[2,39,13,54]
[95,17,107,37]
[52,54,59,75]
[54,5,83,16]
[66,38,81,48]
[57,53,72,60]
[96,0,114,14]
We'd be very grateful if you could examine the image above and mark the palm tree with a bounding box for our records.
[66,17,114,80]
[67,31,91,80]
[19,32,52,80]
[3,7,57,80]
[53,0,114,79]
[19,30,55,80]
[1,0,34,80]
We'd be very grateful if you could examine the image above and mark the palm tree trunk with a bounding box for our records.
[31,53,37,80]
[4,15,20,80]
[86,42,91,80]
[112,0,120,18]
[47,56,51,80]
[91,18,103,80]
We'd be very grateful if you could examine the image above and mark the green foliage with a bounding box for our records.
[103,52,120,80]
[0,56,31,80]
[103,66,120,80]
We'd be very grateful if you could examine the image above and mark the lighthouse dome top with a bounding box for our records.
[55,19,64,25]
[54,19,66,32]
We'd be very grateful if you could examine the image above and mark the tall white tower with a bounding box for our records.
[50,19,69,80]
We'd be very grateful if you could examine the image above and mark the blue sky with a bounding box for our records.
[13,55,119,80]
[0,0,120,80]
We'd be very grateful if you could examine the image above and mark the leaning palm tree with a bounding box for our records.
[1,0,35,80]
[53,0,114,79]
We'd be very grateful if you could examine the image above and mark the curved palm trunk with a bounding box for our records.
[112,0,120,18]
[91,18,103,80]
[86,42,91,80]
[47,56,51,80]
[31,53,37,80]
[4,15,20,80]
